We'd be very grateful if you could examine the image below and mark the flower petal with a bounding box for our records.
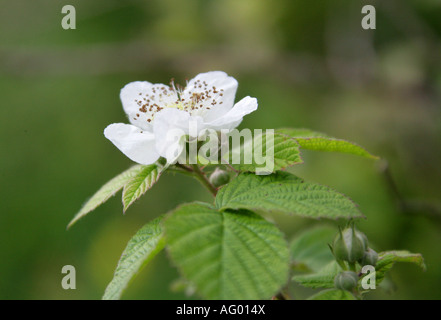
[182,71,238,122]
[120,81,178,130]
[205,96,258,131]
[153,108,205,163]
[104,123,160,165]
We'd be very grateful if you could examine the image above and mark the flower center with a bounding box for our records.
[133,79,225,123]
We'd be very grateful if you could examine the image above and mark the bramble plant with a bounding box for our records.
[69,71,425,300]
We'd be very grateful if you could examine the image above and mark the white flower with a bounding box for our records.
[104,71,258,164]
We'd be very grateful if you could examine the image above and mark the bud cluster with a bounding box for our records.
[330,224,378,292]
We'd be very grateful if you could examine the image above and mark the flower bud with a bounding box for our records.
[157,157,167,166]
[333,225,368,263]
[209,168,230,188]
[334,271,359,291]
[361,248,378,267]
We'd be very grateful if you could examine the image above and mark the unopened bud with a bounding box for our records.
[334,271,359,291]
[333,225,368,263]
[361,248,378,267]
[209,168,230,188]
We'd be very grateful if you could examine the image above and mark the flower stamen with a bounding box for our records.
[132,78,226,123]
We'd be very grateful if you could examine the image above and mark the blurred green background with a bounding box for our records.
[1,0,440,299]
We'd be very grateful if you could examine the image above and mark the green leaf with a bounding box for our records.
[122,164,163,212]
[68,165,145,228]
[277,128,378,159]
[102,216,165,300]
[227,132,302,174]
[307,289,356,300]
[215,171,363,220]
[293,261,341,289]
[372,250,426,285]
[290,226,336,272]
[164,202,290,300]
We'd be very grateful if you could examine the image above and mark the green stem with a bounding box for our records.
[348,262,357,272]
[191,164,218,196]
[352,288,363,300]
[175,163,193,172]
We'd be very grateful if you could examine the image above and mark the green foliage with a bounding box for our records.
[69,164,162,228]
[215,171,363,219]
[307,289,356,300]
[229,132,303,173]
[4,0,438,300]
[122,164,163,212]
[68,165,145,228]
[277,128,378,159]
[164,202,290,300]
[70,123,424,300]
[293,261,341,289]
[290,226,336,272]
[103,216,165,300]
[373,251,426,285]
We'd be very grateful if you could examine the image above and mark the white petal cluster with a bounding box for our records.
[104,71,258,164]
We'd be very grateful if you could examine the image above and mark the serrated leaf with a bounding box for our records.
[215,171,363,220]
[277,128,378,159]
[371,250,426,285]
[226,132,302,174]
[102,216,165,300]
[290,226,336,272]
[164,202,290,300]
[293,261,341,289]
[68,165,145,228]
[122,164,163,211]
[307,289,356,300]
